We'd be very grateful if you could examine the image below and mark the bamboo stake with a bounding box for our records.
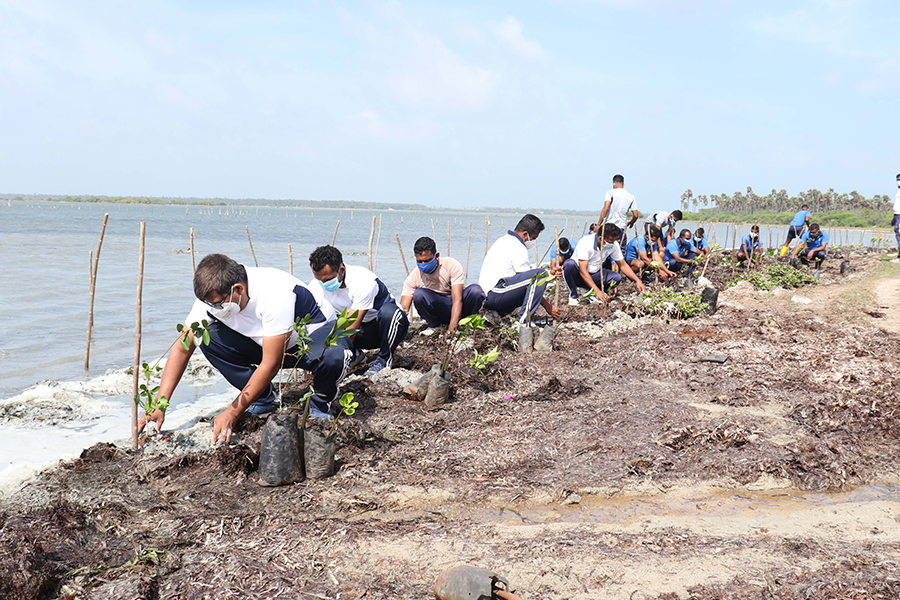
[553,226,560,312]
[447,221,451,256]
[374,213,383,272]
[484,217,489,257]
[731,223,739,280]
[431,218,436,241]
[396,234,409,275]
[582,221,589,236]
[288,244,293,275]
[131,222,146,449]
[539,227,567,265]
[246,226,259,267]
[84,212,109,370]
[465,221,472,279]
[332,220,340,245]
[189,227,196,275]
[367,215,376,271]
[88,251,93,286]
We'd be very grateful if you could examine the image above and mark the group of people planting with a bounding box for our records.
[136,174,838,444]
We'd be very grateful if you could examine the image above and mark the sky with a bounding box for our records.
[1,0,898,213]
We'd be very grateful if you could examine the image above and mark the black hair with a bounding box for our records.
[558,237,571,252]
[588,222,597,233]
[671,210,683,220]
[896,173,900,179]
[750,224,760,232]
[809,222,820,231]
[648,225,663,240]
[801,204,809,210]
[413,236,437,255]
[194,254,246,300]
[613,174,624,184]
[514,214,545,237]
[695,227,705,237]
[309,245,343,273]
[602,223,622,240]
[680,228,691,238]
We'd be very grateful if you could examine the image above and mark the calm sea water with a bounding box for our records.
[0,201,880,479]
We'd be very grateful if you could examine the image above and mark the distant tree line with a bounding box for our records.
[680,187,893,215]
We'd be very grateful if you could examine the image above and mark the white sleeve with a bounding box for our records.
[350,278,378,312]
[513,245,533,272]
[611,242,624,262]
[185,300,209,326]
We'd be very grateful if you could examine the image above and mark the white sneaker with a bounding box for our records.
[568,297,580,306]
[421,327,437,336]
[587,295,601,304]
[890,258,900,264]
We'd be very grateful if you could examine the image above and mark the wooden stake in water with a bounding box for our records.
[374,213,383,272]
[465,221,472,279]
[368,215,376,271]
[288,244,293,275]
[131,221,146,450]
[431,218,436,241]
[332,220,340,245]
[396,234,409,275]
[447,221,451,256]
[246,226,259,267]
[84,212,109,370]
[485,217,489,257]
[190,227,196,275]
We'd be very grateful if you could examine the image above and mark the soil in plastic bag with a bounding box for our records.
[304,429,336,479]
[424,371,451,406]
[403,364,441,401]
[701,287,719,315]
[534,325,558,352]
[519,326,535,354]
[258,412,304,487]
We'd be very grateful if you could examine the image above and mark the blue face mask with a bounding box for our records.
[320,269,343,292]
[417,256,438,274]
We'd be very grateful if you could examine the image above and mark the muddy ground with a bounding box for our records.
[3,250,900,600]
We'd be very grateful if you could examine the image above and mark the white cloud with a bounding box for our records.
[389,32,498,112]
[492,16,546,59]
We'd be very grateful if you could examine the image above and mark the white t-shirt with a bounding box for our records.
[311,264,387,324]
[478,231,533,291]
[894,189,900,214]
[604,188,637,228]
[644,212,669,229]
[572,234,623,274]
[185,266,335,348]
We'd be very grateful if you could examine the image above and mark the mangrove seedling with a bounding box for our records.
[298,308,359,430]
[526,270,555,324]
[327,392,358,437]
[440,313,486,375]
[469,346,500,374]
[134,362,169,419]
[176,320,213,350]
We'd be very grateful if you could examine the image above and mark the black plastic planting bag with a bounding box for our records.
[534,326,557,352]
[304,429,336,479]
[519,326,534,354]
[258,412,304,487]
[424,371,451,406]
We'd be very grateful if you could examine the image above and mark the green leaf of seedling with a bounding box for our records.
[202,330,210,346]
[583,288,596,298]
[176,323,185,333]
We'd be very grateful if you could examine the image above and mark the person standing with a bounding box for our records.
[399,236,485,334]
[598,174,639,247]
[892,174,900,263]
[780,204,811,256]
[644,210,683,241]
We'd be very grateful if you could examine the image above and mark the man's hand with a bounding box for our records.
[213,406,240,445]
[807,250,815,260]
[138,409,165,435]
[635,281,646,293]
[550,265,562,279]
[547,304,561,320]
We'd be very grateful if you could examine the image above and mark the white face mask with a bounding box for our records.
[524,238,537,251]
[208,288,242,321]
[602,242,615,251]
[896,180,900,189]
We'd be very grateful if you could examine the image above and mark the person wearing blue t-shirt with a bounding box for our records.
[626,225,674,280]
[664,229,698,276]
[780,204,811,256]
[692,227,711,258]
[791,223,828,268]
[549,237,574,270]
[736,225,764,269]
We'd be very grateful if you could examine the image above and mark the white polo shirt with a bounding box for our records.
[312,264,386,324]
[478,231,533,291]
[186,266,335,347]
[604,188,637,228]
[894,188,900,214]
[572,234,623,274]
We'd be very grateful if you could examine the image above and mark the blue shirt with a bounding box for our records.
[800,230,828,251]
[550,245,574,262]
[693,236,709,250]
[625,236,659,262]
[790,210,811,227]
[664,238,694,263]
[741,234,762,252]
